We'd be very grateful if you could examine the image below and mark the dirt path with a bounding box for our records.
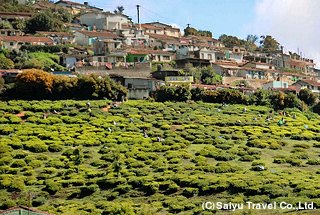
[101,105,111,112]
[14,111,25,118]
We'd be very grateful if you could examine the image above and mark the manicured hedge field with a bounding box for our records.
[0,100,320,214]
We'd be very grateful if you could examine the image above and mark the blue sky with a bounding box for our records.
[85,0,257,39]
[68,0,320,67]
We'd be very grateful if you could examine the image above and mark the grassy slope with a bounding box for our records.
[0,100,319,214]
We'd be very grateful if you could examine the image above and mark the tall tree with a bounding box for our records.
[26,13,54,33]
[184,27,198,36]
[259,35,280,52]
[12,19,26,31]
[245,34,258,52]
[114,6,124,14]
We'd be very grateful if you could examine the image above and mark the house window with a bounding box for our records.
[283,83,287,88]
[98,57,102,62]
[201,53,204,59]
[154,30,156,33]
[208,54,212,60]
[235,49,238,52]
[1,32,5,35]
[10,42,13,46]
[269,66,272,69]
[217,57,220,60]
[163,56,170,61]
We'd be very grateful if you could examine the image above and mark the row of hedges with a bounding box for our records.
[20,45,69,54]
[3,69,128,100]
[155,86,313,111]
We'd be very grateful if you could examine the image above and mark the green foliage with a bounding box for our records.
[26,13,54,33]
[0,21,12,29]
[259,35,280,51]
[219,34,245,48]
[184,27,198,36]
[299,89,318,106]
[0,54,15,69]
[21,45,69,54]
[22,52,67,72]
[0,100,318,214]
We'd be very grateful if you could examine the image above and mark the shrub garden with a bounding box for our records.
[0,99,319,214]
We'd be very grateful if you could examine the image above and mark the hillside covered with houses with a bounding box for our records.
[0,0,319,99]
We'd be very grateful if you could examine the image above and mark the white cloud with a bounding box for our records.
[248,0,320,68]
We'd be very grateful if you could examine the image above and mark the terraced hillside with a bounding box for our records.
[0,100,320,214]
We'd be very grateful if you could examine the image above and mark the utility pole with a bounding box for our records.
[136,5,140,23]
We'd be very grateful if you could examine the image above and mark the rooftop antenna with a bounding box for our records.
[136,5,140,23]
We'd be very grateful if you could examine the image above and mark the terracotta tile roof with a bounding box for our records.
[76,30,121,38]
[141,24,163,30]
[126,49,173,55]
[56,0,84,6]
[0,36,54,43]
[126,49,149,55]
[0,205,55,215]
[0,11,34,19]
[36,31,74,37]
[146,33,180,43]
[285,61,306,67]
[295,79,320,86]
[272,86,301,92]
[64,23,83,27]
[189,35,219,42]
[244,62,275,67]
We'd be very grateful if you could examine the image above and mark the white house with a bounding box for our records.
[0,36,54,50]
[263,81,289,90]
[292,79,320,94]
[80,12,129,30]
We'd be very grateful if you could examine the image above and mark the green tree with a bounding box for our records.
[184,27,198,36]
[298,88,318,106]
[12,18,26,31]
[218,34,245,48]
[245,34,258,52]
[114,6,124,14]
[259,35,280,52]
[0,54,14,69]
[198,30,212,37]
[26,13,54,33]
[0,21,12,29]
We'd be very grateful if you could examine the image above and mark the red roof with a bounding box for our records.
[272,86,301,93]
[189,35,220,42]
[126,49,149,55]
[36,31,74,37]
[0,36,54,43]
[126,49,173,55]
[294,79,320,87]
[0,205,55,215]
[56,0,84,6]
[146,33,180,43]
[0,11,34,17]
[76,30,121,38]
[141,24,163,30]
